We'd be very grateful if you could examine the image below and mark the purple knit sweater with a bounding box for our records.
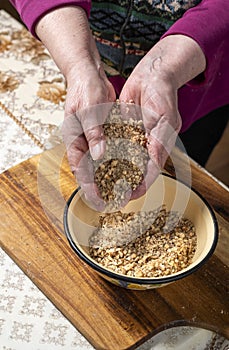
[10,0,229,132]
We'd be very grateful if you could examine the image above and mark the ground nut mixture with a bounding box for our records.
[89,206,197,278]
[94,102,149,209]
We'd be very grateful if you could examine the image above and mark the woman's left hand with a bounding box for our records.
[120,35,206,199]
[119,50,182,199]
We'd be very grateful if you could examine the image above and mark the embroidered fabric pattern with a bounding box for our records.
[90,0,202,76]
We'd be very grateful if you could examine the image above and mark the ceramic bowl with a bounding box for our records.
[64,173,218,290]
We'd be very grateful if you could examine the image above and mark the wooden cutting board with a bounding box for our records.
[0,144,228,349]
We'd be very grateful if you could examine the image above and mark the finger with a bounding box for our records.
[62,114,105,210]
[62,114,88,172]
[130,158,160,200]
[148,116,180,162]
[76,102,114,160]
[142,105,161,134]
[130,116,178,201]
[79,182,106,212]
[62,114,83,148]
[119,101,143,123]
[66,138,106,211]
[74,150,106,211]
[66,135,88,173]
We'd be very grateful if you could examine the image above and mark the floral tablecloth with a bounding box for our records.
[0,9,93,350]
[0,9,66,169]
[0,10,228,350]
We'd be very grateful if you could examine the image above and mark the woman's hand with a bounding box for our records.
[62,103,116,211]
[36,6,116,209]
[120,34,206,199]
[63,58,115,209]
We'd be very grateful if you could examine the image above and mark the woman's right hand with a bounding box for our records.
[36,6,116,209]
[63,62,116,210]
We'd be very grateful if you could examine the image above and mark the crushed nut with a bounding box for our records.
[93,101,149,209]
[89,206,197,278]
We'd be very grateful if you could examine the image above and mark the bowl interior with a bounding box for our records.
[66,174,217,279]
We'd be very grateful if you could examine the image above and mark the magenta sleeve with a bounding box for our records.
[161,0,229,131]
[9,0,91,36]
[161,0,229,85]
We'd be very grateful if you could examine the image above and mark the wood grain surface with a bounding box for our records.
[0,144,228,350]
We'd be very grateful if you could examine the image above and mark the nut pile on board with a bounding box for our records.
[89,206,197,278]
[93,102,149,209]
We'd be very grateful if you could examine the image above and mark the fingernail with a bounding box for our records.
[70,165,76,173]
[90,142,104,160]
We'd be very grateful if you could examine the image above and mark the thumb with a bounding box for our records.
[86,127,106,161]
[76,103,114,160]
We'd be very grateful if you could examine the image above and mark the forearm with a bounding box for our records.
[35,6,96,79]
[162,0,229,83]
[145,34,206,90]
[10,0,91,36]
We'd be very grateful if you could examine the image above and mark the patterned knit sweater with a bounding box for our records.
[89,0,202,77]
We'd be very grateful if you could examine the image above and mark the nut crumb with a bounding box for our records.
[93,101,149,209]
[89,206,197,278]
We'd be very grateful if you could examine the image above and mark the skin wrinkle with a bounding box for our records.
[150,56,162,71]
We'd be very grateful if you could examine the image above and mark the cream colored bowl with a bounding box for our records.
[64,173,218,290]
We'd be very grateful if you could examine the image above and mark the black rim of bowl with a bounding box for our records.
[63,173,219,285]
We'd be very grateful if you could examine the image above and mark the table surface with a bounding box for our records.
[0,144,228,350]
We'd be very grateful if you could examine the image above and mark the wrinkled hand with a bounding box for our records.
[36,6,116,209]
[64,33,116,115]
[120,52,182,199]
[119,34,207,199]
[62,103,116,211]
[62,35,116,210]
